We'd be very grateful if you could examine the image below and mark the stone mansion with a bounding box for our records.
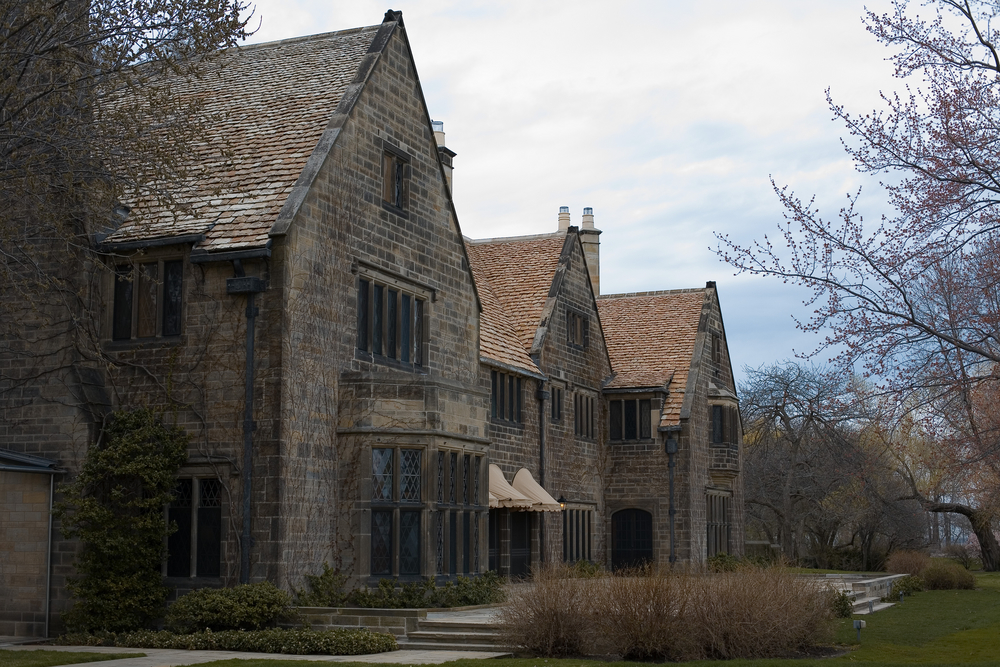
[0,10,743,637]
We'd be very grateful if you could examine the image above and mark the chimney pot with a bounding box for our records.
[558,206,571,231]
[581,207,595,229]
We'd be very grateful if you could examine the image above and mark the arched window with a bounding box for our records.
[611,508,653,570]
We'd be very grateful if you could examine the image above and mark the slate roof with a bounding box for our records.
[104,25,382,252]
[466,233,567,376]
[597,289,706,426]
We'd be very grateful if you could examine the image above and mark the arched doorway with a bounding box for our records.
[612,508,653,570]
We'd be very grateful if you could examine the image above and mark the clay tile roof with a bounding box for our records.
[597,289,706,425]
[466,233,566,376]
[104,25,381,252]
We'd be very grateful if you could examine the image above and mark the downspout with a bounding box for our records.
[536,381,549,563]
[662,425,682,564]
[226,261,267,584]
[45,473,53,638]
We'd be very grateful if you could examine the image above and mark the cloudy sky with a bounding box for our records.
[244,0,904,384]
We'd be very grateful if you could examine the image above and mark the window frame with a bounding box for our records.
[709,404,740,445]
[433,450,483,577]
[562,506,594,563]
[370,446,426,578]
[566,308,589,349]
[550,385,563,422]
[573,392,596,439]
[356,273,428,370]
[491,369,524,426]
[381,143,411,216]
[111,257,184,342]
[164,477,223,580]
[608,398,653,443]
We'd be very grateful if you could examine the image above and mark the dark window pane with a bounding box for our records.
[491,370,498,418]
[624,399,637,440]
[162,260,183,336]
[400,449,421,502]
[449,510,457,576]
[373,285,383,355]
[498,372,505,420]
[508,376,515,421]
[400,511,420,575]
[463,454,469,505]
[712,405,723,443]
[382,153,394,203]
[608,401,622,440]
[414,299,423,365]
[112,265,133,340]
[437,451,444,503]
[372,448,393,500]
[401,294,411,362]
[387,289,398,359]
[167,479,192,577]
[357,279,369,351]
[473,456,481,506]
[436,511,445,574]
[463,511,471,574]
[197,479,222,577]
[516,378,522,423]
[136,263,157,338]
[639,399,651,439]
[449,452,457,504]
[371,510,392,575]
[394,160,404,208]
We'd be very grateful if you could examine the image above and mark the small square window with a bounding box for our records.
[112,258,184,341]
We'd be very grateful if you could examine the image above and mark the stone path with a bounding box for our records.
[0,645,512,666]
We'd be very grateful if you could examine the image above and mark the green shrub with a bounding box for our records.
[892,574,924,596]
[568,560,603,578]
[428,571,506,607]
[830,589,853,618]
[885,550,931,576]
[54,409,189,632]
[294,563,349,607]
[707,552,741,572]
[57,627,396,655]
[165,582,292,633]
[922,561,976,590]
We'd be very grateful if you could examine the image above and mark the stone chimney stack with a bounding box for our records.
[432,120,456,193]
[558,206,571,231]
[579,207,601,295]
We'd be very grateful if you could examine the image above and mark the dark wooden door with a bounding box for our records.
[612,508,653,570]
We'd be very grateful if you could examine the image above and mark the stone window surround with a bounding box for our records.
[354,262,432,371]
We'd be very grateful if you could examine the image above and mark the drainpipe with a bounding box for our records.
[45,473,53,638]
[227,261,267,584]
[536,381,549,563]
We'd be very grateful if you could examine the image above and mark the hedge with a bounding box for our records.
[56,627,397,655]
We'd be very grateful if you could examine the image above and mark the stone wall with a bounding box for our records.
[0,471,51,637]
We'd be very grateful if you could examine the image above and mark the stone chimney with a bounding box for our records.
[432,120,456,193]
[579,207,601,295]
[557,206,571,231]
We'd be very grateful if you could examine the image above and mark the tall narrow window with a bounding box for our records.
[162,260,183,336]
[357,279,370,352]
[609,401,623,440]
[382,148,410,212]
[371,446,425,577]
[399,511,420,575]
[136,263,158,338]
[113,265,133,340]
[372,284,384,356]
[490,370,524,425]
[372,448,393,501]
[387,289,398,359]
[400,449,421,502]
[401,294,411,362]
[624,399,637,440]
[371,510,392,575]
[437,451,445,503]
[166,478,222,579]
[414,299,424,365]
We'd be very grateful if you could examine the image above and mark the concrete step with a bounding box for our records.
[408,630,501,642]
[854,601,895,615]
[397,638,511,653]
[416,620,501,633]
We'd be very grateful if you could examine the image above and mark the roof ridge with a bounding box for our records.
[467,231,566,245]
[598,288,706,299]
[231,25,381,53]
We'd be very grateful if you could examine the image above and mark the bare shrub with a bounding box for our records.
[885,550,931,576]
[689,567,832,660]
[943,544,976,570]
[922,561,976,590]
[496,565,593,656]
[592,566,698,660]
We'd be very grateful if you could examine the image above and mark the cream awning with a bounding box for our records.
[488,464,534,509]
[512,468,563,512]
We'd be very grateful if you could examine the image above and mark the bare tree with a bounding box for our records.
[716,0,1000,570]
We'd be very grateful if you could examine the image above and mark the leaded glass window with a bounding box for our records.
[371,510,392,575]
[400,449,421,502]
[400,511,420,575]
[449,452,457,504]
[167,478,222,579]
[372,448,393,500]
[436,511,444,574]
[463,454,470,505]
[473,456,481,506]
[437,452,444,503]
[473,513,480,572]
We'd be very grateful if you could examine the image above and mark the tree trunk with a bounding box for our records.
[922,501,999,572]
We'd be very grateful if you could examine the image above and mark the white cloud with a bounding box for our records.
[243,0,904,384]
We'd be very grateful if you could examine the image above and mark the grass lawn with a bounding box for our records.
[191,573,1000,667]
[0,651,144,667]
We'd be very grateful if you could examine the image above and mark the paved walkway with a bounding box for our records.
[0,645,511,666]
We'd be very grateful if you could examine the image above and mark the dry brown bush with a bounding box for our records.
[497,564,832,660]
[885,550,931,576]
[496,565,593,657]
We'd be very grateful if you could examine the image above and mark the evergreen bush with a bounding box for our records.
[922,561,976,590]
[165,582,292,633]
[54,409,188,632]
